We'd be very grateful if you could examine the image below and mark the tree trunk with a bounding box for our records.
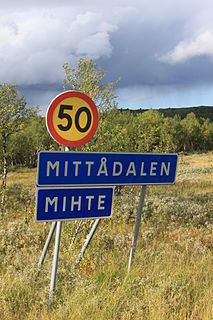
[1,132,7,215]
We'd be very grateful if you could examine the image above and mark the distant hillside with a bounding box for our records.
[119,106,213,122]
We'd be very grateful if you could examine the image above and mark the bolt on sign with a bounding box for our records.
[46,91,98,147]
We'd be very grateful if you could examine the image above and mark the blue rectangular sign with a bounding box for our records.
[37,151,178,186]
[36,186,114,222]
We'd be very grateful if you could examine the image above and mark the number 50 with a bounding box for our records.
[57,105,92,133]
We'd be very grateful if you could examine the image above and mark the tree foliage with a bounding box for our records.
[1,108,213,171]
[63,58,120,113]
[0,83,30,212]
[0,84,28,189]
[0,84,27,139]
[0,62,213,176]
[7,114,58,168]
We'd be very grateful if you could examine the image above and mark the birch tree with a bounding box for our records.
[0,84,27,212]
[63,58,120,113]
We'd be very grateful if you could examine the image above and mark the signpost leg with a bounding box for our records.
[37,222,57,272]
[48,221,62,309]
[128,186,147,273]
[69,220,83,251]
[75,219,100,265]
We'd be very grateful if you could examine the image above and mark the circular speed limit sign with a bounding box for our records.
[46,91,98,147]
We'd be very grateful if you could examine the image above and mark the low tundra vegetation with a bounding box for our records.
[0,153,212,319]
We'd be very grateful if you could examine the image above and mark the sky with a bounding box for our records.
[1,0,213,113]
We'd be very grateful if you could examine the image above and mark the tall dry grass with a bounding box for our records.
[0,152,212,319]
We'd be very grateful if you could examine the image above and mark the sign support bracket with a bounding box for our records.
[37,221,57,272]
[69,220,83,251]
[128,185,147,273]
[75,219,100,265]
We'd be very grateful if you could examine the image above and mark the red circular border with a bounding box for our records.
[46,91,98,147]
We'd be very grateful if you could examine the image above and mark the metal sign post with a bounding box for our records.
[48,221,62,308]
[36,91,101,308]
[48,146,69,308]
[128,186,147,272]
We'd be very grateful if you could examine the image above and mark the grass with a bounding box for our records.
[0,152,212,319]
[7,167,37,188]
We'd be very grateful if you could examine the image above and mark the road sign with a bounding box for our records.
[46,91,98,147]
[37,151,178,186]
[36,187,114,222]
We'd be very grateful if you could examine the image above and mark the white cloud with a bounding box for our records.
[0,8,117,84]
[158,31,213,64]
[76,33,114,58]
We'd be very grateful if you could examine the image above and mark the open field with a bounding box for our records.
[0,153,213,319]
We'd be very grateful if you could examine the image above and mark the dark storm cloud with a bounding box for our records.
[1,0,213,109]
[99,15,213,88]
